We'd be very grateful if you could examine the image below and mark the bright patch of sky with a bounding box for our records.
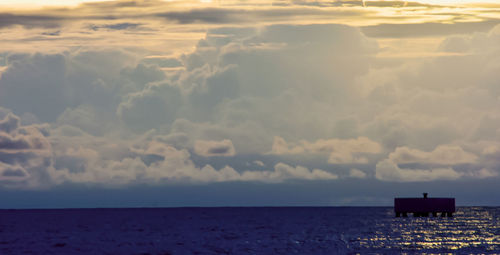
[0,0,106,8]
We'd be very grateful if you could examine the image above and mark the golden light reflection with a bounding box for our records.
[365,208,499,251]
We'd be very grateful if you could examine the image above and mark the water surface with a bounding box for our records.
[0,207,498,254]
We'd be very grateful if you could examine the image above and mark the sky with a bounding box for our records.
[0,0,500,208]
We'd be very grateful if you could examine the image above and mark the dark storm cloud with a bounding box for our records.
[139,153,165,166]
[157,8,240,24]
[0,112,52,187]
[194,140,236,157]
[156,7,365,24]
[362,19,500,38]
[0,0,156,30]
[41,30,61,36]
[88,22,142,31]
[0,151,38,165]
[0,13,62,29]
[0,113,20,133]
[0,133,32,151]
[2,167,28,177]
[208,146,231,155]
[0,115,51,153]
[78,0,162,9]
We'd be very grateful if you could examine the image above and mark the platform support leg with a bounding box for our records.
[441,212,446,217]
[432,212,437,217]
[447,212,453,217]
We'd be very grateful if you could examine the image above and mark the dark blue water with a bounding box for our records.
[0,207,498,254]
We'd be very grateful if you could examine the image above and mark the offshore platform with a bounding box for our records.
[394,193,455,217]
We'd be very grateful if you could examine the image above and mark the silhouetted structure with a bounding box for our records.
[394,193,455,217]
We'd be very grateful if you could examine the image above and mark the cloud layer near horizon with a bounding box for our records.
[0,1,500,190]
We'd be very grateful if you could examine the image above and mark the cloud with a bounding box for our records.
[253,160,265,167]
[271,136,382,164]
[0,111,342,188]
[356,23,500,153]
[194,139,236,157]
[170,24,379,153]
[0,115,50,153]
[52,139,337,185]
[388,145,477,165]
[1,13,500,191]
[239,163,338,182]
[0,53,68,121]
[271,136,305,155]
[375,159,463,182]
[0,13,62,29]
[0,112,20,133]
[0,0,498,58]
[474,168,498,178]
[438,24,500,54]
[361,20,500,38]
[117,83,182,132]
[153,132,191,150]
[157,8,248,24]
[156,7,371,25]
[349,168,367,178]
[56,105,116,136]
[0,132,32,151]
[0,0,484,32]
[0,162,30,182]
[88,22,141,31]
[0,50,146,122]
[0,113,52,188]
[374,144,496,182]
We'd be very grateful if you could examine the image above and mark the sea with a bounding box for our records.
[0,207,498,254]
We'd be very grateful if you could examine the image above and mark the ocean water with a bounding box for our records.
[0,207,498,254]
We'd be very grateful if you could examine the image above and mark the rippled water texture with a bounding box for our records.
[0,207,498,254]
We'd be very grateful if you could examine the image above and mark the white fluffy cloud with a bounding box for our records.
[1,20,500,189]
[52,139,337,184]
[271,136,382,164]
[239,163,338,182]
[349,168,367,179]
[375,159,463,182]
[374,145,493,182]
[0,111,340,188]
[388,145,477,165]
